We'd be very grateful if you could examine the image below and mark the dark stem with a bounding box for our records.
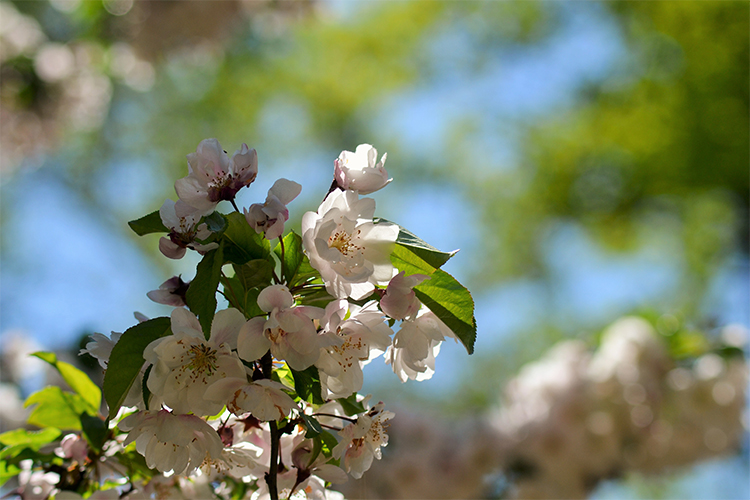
[261,351,279,500]
[230,198,242,214]
[324,178,340,202]
[312,412,357,423]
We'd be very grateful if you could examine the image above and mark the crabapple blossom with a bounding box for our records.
[334,144,391,195]
[245,178,302,240]
[79,331,121,368]
[79,330,149,409]
[236,284,330,370]
[380,271,430,320]
[207,378,297,421]
[333,401,394,479]
[291,440,348,484]
[119,409,224,476]
[386,308,456,382]
[146,276,189,307]
[158,199,218,260]
[301,189,398,300]
[175,138,258,214]
[59,433,88,463]
[17,460,59,500]
[316,299,393,399]
[144,308,246,416]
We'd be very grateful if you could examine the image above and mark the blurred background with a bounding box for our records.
[0,1,747,498]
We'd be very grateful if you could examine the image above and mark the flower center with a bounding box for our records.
[267,327,287,344]
[328,228,362,257]
[187,344,218,376]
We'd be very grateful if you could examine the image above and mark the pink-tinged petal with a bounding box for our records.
[348,282,375,301]
[159,237,186,260]
[158,199,179,229]
[237,317,271,362]
[174,200,206,220]
[230,144,258,181]
[170,308,204,338]
[244,203,267,234]
[268,178,302,206]
[146,289,185,308]
[257,285,295,312]
[264,219,285,241]
[210,308,246,349]
[194,138,230,177]
[314,464,349,484]
[174,176,215,212]
[190,241,219,253]
[205,377,246,403]
[195,223,211,240]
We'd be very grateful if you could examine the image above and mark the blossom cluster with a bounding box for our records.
[333,319,747,500]
[4,138,473,500]
[492,317,748,499]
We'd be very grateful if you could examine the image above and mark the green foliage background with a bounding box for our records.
[1,0,747,466]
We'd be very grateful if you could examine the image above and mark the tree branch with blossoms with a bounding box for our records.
[1,140,476,500]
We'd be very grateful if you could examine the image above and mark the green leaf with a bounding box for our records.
[24,386,90,430]
[80,413,108,451]
[391,242,437,276]
[203,211,228,233]
[316,430,340,460]
[295,286,334,309]
[128,210,168,236]
[233,259,274,291]
[186,242,224,335]
[274,231,304,284]
[241,288,264,318]
[0,460,21,487]
[32,352,101,413]
[377,218,457,270]
[336,395,366,417]
[414,269,477,355]
[103,317,172,419]
[274,363,295,390]
[222,212,271,265]
[289,256,323,288]
[291,366,325,405]
[0,428,60,450]
[300,413,323,438]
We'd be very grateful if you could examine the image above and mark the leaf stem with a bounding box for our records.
[312,412,357,423]
[279,236,286,284]
[230,199,242,214]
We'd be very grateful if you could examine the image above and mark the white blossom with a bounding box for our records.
[18,460,59,500]
[316,300,393,399]
[334,144,391,195]
[79,331,121,369]
[385,308,456,382]
[147,276,189,307]
[58,433,88,463]
[119,410,224,476]
[158,199,218,260]
[379,271,429,321]
[237,285,330,370]
[301,189,398,300]
[207,378,297,421]
[244,178,302,240]
[332,401,394,479]
[144,308,246,416]
[175,138,258,214]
